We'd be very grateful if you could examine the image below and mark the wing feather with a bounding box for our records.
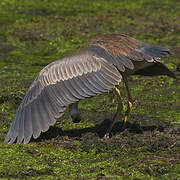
[65,80,85,99]
[40,91,58,125]
[70,62,78,77]
[116,55,134,69]
[76,77,96,96]
[16,108,25,143]
[5,47,122,144]
[23,107,33,144]
[87,74,108,93]
[31,101,41,139]
[45,87,62,118]
[89,34,170,72]
[70,77,90,98]
[80,76,100,94]
[8,110,21,144]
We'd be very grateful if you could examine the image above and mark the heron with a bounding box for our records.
[4,34,176,144]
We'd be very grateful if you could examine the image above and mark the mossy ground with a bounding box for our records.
[0,0,180,179]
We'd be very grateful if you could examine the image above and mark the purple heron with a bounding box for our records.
[4,34,176,144]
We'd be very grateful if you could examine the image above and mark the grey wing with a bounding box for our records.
[4,49,122,144]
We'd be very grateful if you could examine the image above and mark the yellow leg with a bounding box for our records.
[122,76,133,128]
[105,87,123,137]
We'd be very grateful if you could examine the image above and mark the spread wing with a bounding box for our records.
[5,48,122,144]
[5,34,170,144]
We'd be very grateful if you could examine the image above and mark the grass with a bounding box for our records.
[0,0,180,179]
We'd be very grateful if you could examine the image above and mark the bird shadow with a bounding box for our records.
[33,118,165,143]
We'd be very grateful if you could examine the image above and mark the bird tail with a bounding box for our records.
[133,60,176,79]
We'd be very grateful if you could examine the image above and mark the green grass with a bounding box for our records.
[0,0,180,179]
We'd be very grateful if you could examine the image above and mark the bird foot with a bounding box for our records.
[72,114,81,123]
[103,132,112,139]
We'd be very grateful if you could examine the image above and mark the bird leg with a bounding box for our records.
[122,76,133,128]
[104,87,123,137]
[69,102,81,123]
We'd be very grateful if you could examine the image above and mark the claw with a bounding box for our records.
[103,132,112,139]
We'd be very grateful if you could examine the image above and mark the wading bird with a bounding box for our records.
[5,34,176,144]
